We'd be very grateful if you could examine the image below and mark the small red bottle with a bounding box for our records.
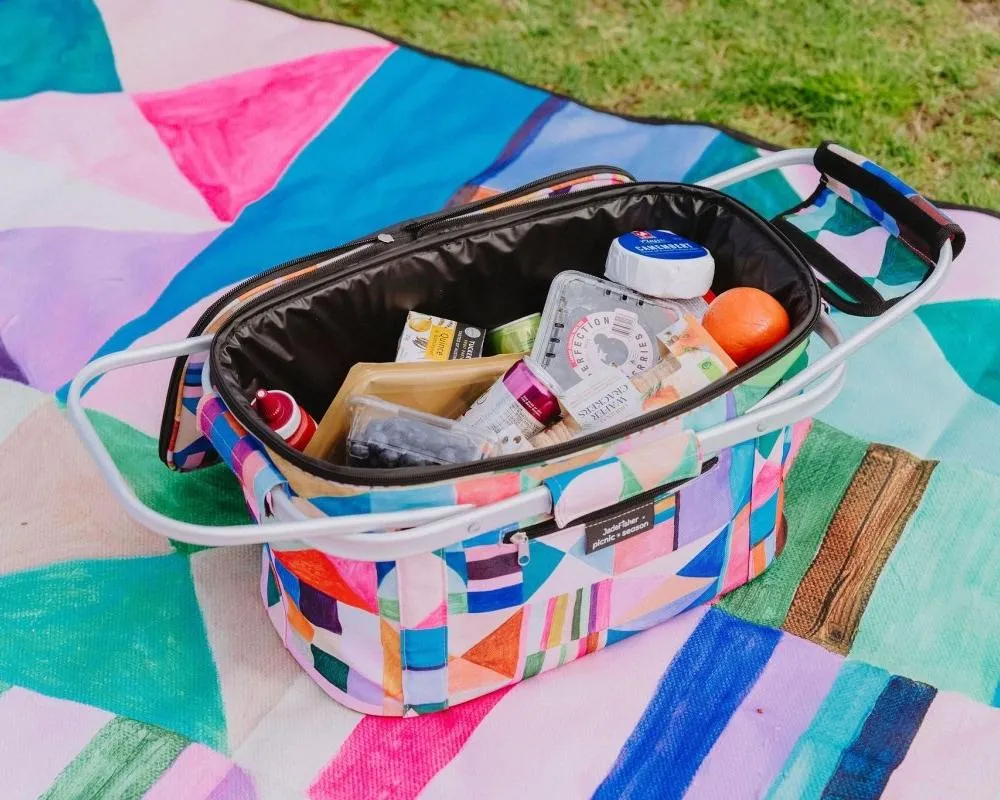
[252,389,317,452]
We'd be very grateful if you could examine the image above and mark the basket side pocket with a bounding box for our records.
[440,457,744,705]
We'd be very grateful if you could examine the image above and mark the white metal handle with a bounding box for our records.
[696,148,817,192]
[67,146,955,560]
[66,312,844,559]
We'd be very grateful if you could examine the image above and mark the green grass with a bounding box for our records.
[273,0,1000,208]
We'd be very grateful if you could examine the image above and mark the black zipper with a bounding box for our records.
[211,181,820,486]
[502,456,720,543]
[157,233,399,463]
[403,164,636,238]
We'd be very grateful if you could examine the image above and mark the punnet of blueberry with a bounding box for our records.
[347,415,481,468]
[345,396,494,469]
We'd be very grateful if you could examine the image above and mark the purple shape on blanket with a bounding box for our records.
[470,102,720,189]
[0,226,217,391]
[0,335,28,383]
[684,631,842,797]
[206,765,258,800]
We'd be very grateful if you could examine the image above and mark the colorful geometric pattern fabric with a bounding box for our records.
[783,187,937,305]
[265,419,796,715]
[196,393,287,520]
[544,430,701,527]
[4,0,1000,795]
[778,143,964,317]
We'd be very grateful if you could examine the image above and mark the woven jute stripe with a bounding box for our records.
[783,444,936,654]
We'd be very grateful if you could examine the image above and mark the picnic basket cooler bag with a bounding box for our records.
[69,144,964,716]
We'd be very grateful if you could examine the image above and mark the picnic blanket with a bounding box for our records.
[2,0,1000,797]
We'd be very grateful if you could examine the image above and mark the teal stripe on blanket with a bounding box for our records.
[766,661,889,799]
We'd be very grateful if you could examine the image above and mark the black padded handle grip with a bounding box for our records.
[814,141,965,263]
[773,142,966,317]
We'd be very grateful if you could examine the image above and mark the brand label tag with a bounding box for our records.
[584,499,655,554]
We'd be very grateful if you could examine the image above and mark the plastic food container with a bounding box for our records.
[530,270,687,390]
[346,396,497,468]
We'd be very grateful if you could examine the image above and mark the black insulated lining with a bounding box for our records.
[212,183,821,479]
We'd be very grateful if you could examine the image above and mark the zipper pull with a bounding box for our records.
[377,233,395,243]
[511,530,530,566]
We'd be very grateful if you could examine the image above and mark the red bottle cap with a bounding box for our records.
[252,389,301,440]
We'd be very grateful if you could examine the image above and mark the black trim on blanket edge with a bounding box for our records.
[241,0,1000,222]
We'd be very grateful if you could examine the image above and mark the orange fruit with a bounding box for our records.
[702,288,790,367]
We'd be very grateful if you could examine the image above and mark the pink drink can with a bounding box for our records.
[460,358,561,442]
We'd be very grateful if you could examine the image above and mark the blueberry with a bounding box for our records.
[400,452,423,467]
[381,448,401,467]
[383,418,403,436]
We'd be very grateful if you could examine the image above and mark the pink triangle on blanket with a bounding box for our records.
[135,46,391,221]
